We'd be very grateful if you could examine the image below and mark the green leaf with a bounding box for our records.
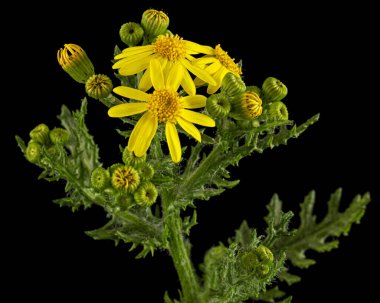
[15,135,27,153]
[272,189,371,268]
[254,286,286,302]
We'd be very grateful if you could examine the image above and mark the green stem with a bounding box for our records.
[162,193,203,303]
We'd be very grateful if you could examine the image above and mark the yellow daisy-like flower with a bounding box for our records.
[108,59,215,163]
[194,44,242,94]
[112,34,217,96]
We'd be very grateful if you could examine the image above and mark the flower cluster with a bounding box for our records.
[57,9,290,164]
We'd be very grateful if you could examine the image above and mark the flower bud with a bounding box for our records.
[91,167,111,191]
[134,182,158,207]
[57,44,95,83]
[221,72,246,97]
[256,245,274,264]
[138,163,155,180]
[246,85,261,96]
[206,94,231,118]
[26,141,43,163]
[141,9,169,39]
[49,128,69,145]
[122,149,146,166]
[230,92,263,120]
[119,22,144,46]
[267,101,289,121]
[29,123,50,145]
[85,74,113,99]
[111,165,140,193]
[262,77,288,102]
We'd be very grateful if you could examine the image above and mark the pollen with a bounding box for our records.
[214,44,242,76]
[148,89,182,123]
[153,34,187,61]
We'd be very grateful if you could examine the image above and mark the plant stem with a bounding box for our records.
[162,193,202,303]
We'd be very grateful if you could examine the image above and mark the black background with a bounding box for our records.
[5,1,378,301]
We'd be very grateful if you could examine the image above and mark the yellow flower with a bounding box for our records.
[108,59,215,163]
[112,34,217,96]
[194,44,242,94]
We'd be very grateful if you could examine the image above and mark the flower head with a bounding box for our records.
[111,165,140,192]
[230,92,263,120]
[57,44,94,83]
[194,44,242,94]
[113,34,216,96]
[85,74,113,99]
[141,9,169,39]
[108,59,215,163]
[119,22,144,46]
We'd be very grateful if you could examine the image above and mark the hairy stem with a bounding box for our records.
[162,192,202,303]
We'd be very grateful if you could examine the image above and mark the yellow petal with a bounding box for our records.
[165,122,181,163]
[181,59,216,86]
[113,86,150,101]
[108,103,148,118]
[138,68,153,92]
[113,50,154,69]
[184,41,214,55]
[166,63,183,91]
[119,54,157,75]
[120,45,154,55]
[150,59,165,90]
[177,116,201,142]
[182,95,207,109]
[207,67,228,94]
[128,112,158,156]
[193,56,218,66]
[181,69,196,96]
[206,62,222,75]
[180,109,215,127]
[193,77,206,86]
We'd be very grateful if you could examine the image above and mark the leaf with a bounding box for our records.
[15,135,27,153]
[254,286,286,302]
[271,189,371,268]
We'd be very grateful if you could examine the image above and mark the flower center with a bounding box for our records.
[214,44,242,76]
[148,89,182,123]
[153,35,186,61]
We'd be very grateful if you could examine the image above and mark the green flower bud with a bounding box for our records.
[26,141,43,163]
[134,182,158,207]
[49,128,69,145]
[85,74,113,99]
[119,22,144,46]
[122,149,146,166]
[257,264,270,277]
[46,145,59,158]
[141,9,169,39]
[221,72,246,97]
[240,251,259,272]
[206,94,231,118]
[57,44,95,83]
[268,101,289,121]
[109,163,124,174]
[138,163,155,180]
[230,92,263,120]
[91,167,111,191]
[246,85,261,96]
[262,77,288,102]
[29,123,50,145]
[111,165,140,193]
[256,245,274,264]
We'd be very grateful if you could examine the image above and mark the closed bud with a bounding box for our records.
[138,163,155,180]
[85,74,113,99]
[57,44,94,83]
[268,101,289,121]
[262,77,288,102]
[30,123,50,145]
[49,128,69,145]
[222,72,246,97]
[206,94,231,118]
[241,251,259,272]
[134,182,158,207]
[122,149,146,166]
[111,165,140,193]
[120,22,144,46]
[141,9,169,39]
[91,167,111,191]
[26,141,43,163]
[230,92,263,120]
[256,245,274,264]
[246,86,261,96]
